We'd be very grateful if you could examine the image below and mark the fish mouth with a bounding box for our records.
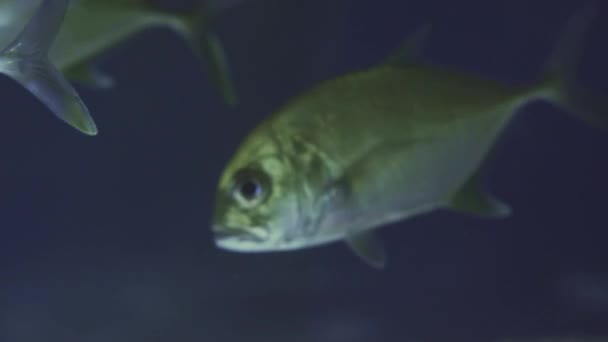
[212,224,269,243]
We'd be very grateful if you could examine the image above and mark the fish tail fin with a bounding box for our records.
[179,3,238,107]
[0,0,97,135]
[536,2,608,130]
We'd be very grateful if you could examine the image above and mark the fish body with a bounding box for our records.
[0,0,236,134]
[54,1,189,78]
[211,6,605,268]
[54,0,237,102]
[212,63,527,263]
[263,65,520,237]
[0,0,194,71]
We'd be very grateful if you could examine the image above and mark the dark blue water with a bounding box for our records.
[0,0,607,341]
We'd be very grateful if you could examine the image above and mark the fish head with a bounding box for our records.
[212,129,311,252]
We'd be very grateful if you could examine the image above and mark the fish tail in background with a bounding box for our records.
[0,0,97,135]
[179,2,238,107]
[537,2,608,130]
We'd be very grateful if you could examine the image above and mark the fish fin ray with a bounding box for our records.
[0,0,96,135]
[345,232,386,269]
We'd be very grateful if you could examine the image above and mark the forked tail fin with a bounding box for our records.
[538,2,608,130]
[0,0,97,135]
[179,3,238,107]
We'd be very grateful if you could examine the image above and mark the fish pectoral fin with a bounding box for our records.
[0,0,96,135]
[448,173,511,218]
[64,63,114,89]
[345,232,387,270]
[385,23,432,66]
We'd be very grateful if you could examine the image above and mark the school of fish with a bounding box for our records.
[0,0,605,270]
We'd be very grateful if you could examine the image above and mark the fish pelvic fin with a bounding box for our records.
[0,0,97,135]
[175,3,238,107]
[448,171,511,218]
[345,231,387,270]
[535,2,608,130]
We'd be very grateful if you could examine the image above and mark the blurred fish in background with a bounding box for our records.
[0,0,237,135]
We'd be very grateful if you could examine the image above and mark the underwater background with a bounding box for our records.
[1,0,608,341]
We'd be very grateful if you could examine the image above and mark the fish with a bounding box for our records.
[0,0,237,135]
[211,5,606,269]
[56,0,238,105]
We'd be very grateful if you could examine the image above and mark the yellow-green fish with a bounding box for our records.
[0,0,236,135]
[211,6,606,268]
[58,0,237,104]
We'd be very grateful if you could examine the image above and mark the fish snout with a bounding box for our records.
[212,224,270,242]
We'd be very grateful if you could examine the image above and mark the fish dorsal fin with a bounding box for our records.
[0,0,96,135]
[385,24,432,66]
[448,171,511,218]
[345,231,386,269]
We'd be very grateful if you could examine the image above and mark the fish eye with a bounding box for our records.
[238,179,261,200]
[231,169,270,208]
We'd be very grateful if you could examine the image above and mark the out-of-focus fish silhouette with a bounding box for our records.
[0,0,237,135]
[58,0,238,105]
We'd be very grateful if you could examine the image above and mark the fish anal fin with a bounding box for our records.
[345,232,387,270]
[449,172,511,218]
